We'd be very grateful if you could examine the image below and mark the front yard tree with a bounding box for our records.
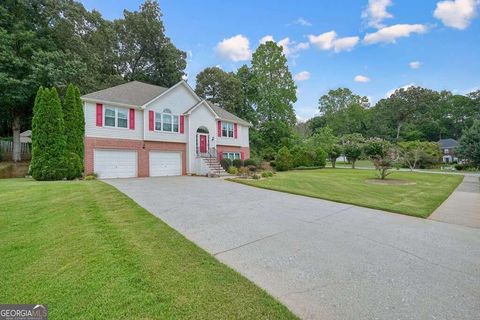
[457,120,480,168]
[328,144,343,168]
[195,67,243,115]
[62,84,85,179]
[342,134,364,169]
[114,0,186,87]
[251,41,296,151]
[364,138,395,180]
[31,88,67,181]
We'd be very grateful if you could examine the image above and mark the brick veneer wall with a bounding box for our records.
[216,145,250,159]
[84,137,187,177]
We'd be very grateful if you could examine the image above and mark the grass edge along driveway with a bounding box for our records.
[0,179,297,320]
[232,169,463,218]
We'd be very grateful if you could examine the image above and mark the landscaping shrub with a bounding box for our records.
[398,141,441,170]
[275,146,294,171]
[220,158,232,170]
[291,145,316,168]
[232,159,244,168]
[84,175,96,180]
[457,120,480,168]
[261,147,276,161]
[454,163,465,171]
[261,171,274,178]
[227,166,238,175]
[30,87,69,181]
[252,173,261,180]
[314,147,327,167]
[247,165,257,172]
[243,158,257,167]
[238,167,249,177]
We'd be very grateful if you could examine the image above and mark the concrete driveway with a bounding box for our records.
[106,176,480,320]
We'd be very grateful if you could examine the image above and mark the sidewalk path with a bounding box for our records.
[429,174,480,228]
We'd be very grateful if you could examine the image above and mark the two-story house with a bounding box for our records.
[438,138,459,163]
[81,80,251,178]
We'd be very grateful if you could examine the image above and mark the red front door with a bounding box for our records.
[199,135,207,153]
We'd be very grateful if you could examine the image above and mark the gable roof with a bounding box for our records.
[438,138,458,149]
[81,81,168,107]
[207,102,252,127]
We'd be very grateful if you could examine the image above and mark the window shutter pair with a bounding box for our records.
[96,103,135,130]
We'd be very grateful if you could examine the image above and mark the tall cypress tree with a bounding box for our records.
[62,84,83,179]
[75,86,85,164]
[31,87,68,180]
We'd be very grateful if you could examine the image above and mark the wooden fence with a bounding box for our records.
[0,141,31,160]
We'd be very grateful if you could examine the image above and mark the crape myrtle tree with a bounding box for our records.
[363,138,396,180]
[30,88,68,180]
[341,133,364,169]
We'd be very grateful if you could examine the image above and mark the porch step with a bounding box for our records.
[200,157,229,177]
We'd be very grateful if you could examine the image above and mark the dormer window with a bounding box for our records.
[155,108,179,133]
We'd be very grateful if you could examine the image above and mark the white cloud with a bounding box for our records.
[215,34,252,62]
[354,75,371,82]
[294,71,311,81]
[333,36,360,52]
[259,35,274,44]
[434,0,479,29]
[409,61,422,69]
[260,36,309,57]
[363,24,428,44]
[308,31,359,53]
[292,17,312,26]
[385,83,415,97]
[362,0,394,28]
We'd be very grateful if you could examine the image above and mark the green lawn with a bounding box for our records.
[0,179,296,319]
[233,169,463,218]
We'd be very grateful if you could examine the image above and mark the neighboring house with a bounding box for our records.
[81,80,251,178]
[438,138,458,163]
[20,130,32,143]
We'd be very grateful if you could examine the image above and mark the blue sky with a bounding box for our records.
[80,0,480,120]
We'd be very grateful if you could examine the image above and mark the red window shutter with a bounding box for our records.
[129,109,135,130]
[149,111,154,131]
[217,120,222,137]
[234,123,238,139]
[240,151,244,160]
[218,151,223,160]
[96,103,103,126]
[180,115,185,133]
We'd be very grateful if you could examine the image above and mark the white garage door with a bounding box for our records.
[94,149,137,178]
[150,151,181,177]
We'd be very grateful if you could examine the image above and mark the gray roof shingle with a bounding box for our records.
[81,81,168,107]
[207,102,252,127]
[438,138,458,149]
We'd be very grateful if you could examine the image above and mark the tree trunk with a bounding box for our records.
[12,115,21,162]
[352,160,356,169]
[396,123,402,140]
[332,159,336,168]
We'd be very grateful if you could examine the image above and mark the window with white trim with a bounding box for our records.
[221,121,234,138]
[223,152,240,160]
[104,106,128,128]
[155,108,179,133]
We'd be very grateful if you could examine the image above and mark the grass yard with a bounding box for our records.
[0,179,296,319]
[233,169,463,218]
